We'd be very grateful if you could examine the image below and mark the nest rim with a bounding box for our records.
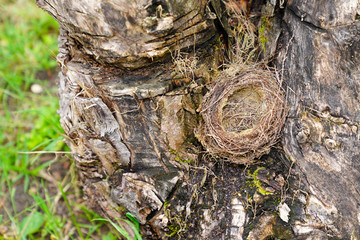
[197,67,286,164]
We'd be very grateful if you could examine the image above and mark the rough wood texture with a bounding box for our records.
[279,0,360,238]
[37,0,360,238]
[38,0,220,234]
[55,25,208,227]
[37,0,215,69]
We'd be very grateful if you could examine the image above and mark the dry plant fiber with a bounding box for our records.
[196,66,286,164]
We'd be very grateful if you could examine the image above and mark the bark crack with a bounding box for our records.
[111,103,134,170]
[287,7,326,33]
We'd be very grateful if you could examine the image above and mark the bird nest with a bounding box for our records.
[196,67,286,164]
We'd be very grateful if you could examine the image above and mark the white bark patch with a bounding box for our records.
[230,197,246,240]
[278,203,291,223]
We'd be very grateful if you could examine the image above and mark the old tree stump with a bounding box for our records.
[37,0,360,239]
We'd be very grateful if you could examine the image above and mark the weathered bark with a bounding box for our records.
[279,0,360,238]
[38,0,219,234]
[37,0,360,239]
[38,0,215,69]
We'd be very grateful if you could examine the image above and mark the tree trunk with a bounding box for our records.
[37,0,360,239]
[279,0,360,238]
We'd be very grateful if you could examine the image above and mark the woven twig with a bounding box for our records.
[196,66,286,164]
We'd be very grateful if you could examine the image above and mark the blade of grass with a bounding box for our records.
[19,210,45,239]
[94,218,133,240]
[93,215,143,240]
[30,191,64,239]
[58,183,84,239]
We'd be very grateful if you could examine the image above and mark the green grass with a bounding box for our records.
[94,213,142,240]
[0,0,62,189]
[0,0,124,239]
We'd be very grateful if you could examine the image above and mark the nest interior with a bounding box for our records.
[197,67,286,164]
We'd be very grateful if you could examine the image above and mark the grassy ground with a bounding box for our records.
[0,0,129,239]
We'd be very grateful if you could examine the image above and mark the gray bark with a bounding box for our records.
[279,0,360,238]
[37,0,360,239]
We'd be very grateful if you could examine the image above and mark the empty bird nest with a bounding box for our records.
[196,66,286,164]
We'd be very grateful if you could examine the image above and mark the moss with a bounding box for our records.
[166,222,181,237]
[247,167,273,196]
[115,206,127,213]
[273,197,281,205]
[258,24,268,52]
[163,201,183,237]
[168,147,193,164]
[169,147,177,155]
[259,17,271,53]
[165,214,188,238]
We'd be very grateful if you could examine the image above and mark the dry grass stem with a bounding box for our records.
[196,66,286,164]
